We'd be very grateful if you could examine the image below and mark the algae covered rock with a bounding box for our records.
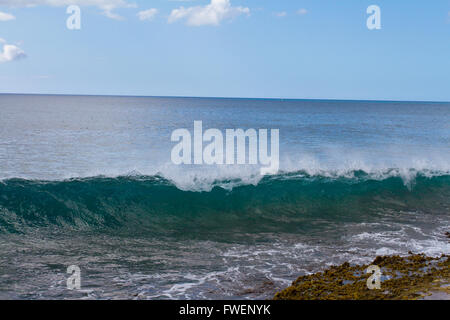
[274,254,449,300]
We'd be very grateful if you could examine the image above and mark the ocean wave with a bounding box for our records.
[0,170,449,234]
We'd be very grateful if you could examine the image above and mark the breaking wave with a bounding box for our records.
[1,170,449,234]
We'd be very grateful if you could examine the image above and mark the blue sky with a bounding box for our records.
[0,0,449,101]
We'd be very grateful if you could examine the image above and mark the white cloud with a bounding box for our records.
[102,10,124,20]
[0,40,26,63]
[168,0,249,26]
[0,11,15,21]
[297,8,308,15]
[0,0,135,20]
[137,8,158,21]
[274,11,286,18]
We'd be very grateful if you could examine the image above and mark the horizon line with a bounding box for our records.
[0,92,449,104]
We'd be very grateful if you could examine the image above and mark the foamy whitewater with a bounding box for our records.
[0,94,449,299]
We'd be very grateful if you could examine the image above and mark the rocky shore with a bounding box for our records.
[274,253,449,300]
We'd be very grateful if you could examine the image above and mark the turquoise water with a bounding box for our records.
[0,94,449,299]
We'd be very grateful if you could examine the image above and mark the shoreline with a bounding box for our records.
[273,253,449,300]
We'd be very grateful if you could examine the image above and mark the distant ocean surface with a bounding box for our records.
[0,94,449,299]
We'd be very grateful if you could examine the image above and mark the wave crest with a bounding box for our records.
[0,170,449,234]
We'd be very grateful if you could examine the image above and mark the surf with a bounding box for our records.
[0,170,449,234]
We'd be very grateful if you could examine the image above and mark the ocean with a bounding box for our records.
[0,94,449,299]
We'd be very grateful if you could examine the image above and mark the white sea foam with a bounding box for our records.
[1,145,449,192]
